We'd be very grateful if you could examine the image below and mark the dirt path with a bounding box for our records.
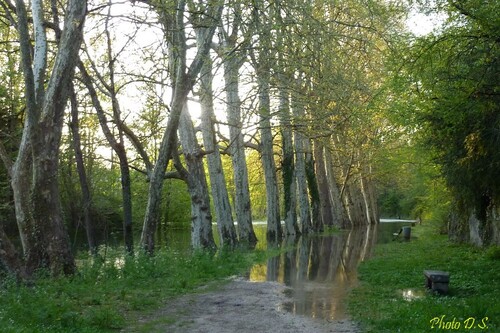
[125,278,361,333]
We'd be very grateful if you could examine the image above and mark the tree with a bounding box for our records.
[177,105,217,249]
[0,0,87,275]
[140,0,223,253]
[219,1,257,245]
[195,23,238,247]
[405,0,500,245]
[251,0,282,242]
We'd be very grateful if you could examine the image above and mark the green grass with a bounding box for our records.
[0,248,269,332]
[348,223,500,333]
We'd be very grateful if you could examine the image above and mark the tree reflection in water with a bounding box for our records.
[248,226,378,320]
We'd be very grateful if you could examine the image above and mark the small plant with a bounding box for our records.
[486,245,500,260]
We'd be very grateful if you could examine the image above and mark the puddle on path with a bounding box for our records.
[246,221,418,320]
[247,226,378,320]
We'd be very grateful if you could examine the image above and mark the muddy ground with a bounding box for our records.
[124,278,361,333]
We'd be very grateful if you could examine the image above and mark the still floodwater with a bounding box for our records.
[162,221,415,321]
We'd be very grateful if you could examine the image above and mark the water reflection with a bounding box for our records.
[401,289,425,301]
[249,226,378,320]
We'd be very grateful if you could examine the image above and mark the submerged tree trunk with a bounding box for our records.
[197,38,238,248]
[221,26,257,246]
[177,105,217,249]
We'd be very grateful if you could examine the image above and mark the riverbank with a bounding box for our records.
[348,222,500,332]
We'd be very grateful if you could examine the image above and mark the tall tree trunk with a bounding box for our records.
[140,1,222,253]
[305,140,322,231]
[177,105,217,249]
[324,147,350,228]
[359,161,379,225]
[314,141,334,227]
[78,62,134,254]
[253,0,282,242]
[197,38,238,248]
[257,68,282,242]
[13,0,86,276]
[221,30,257,246]
[292,89,312,234]
[279,80,299,237]
[69,88,97,255]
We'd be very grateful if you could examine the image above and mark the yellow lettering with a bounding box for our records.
[464,317,475,329]
[478,317,488,330]
[430,316,442,329]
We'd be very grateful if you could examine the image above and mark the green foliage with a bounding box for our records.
[349,222,500,332]
[0,248,267,332]
[405,0,500,219]
[485,246,500,261]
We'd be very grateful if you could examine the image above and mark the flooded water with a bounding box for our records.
[245,226,378,320]
[92,220,416,321]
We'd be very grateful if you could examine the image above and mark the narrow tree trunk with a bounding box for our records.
[69,88,97,255]
[177,105,217,249]
[360,162,379,225]
[314,141,334,226]
[78,62,134,254]
[257,69,282,242]
[305,140,322,232]
[279,81,299,237]
[104,9,134,254]
[223,45,257,246]
[197,41,238,248]
[292,92,312,234]
[324,148,350,228]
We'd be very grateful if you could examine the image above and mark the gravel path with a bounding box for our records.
[125,278,362,333]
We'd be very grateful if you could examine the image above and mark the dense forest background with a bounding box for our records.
[0,0,498,278]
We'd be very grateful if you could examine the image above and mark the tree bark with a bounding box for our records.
[324,147,350,228]
[305,140,322,231]
[257,69,282,242]
[279,79,299,237]
[197,36,238,248]
[221,25,257,246]
[253,0,282,242]
[177,105,217,249]
[13,0,87,276]
[314,141,334,227]
[140,0,223,253]
[292,90,312,234]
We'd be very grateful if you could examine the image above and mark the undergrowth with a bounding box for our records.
[0,248,268,332]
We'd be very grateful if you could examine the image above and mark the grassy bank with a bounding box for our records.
[0,248,268,333]
[348,223,500,333]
